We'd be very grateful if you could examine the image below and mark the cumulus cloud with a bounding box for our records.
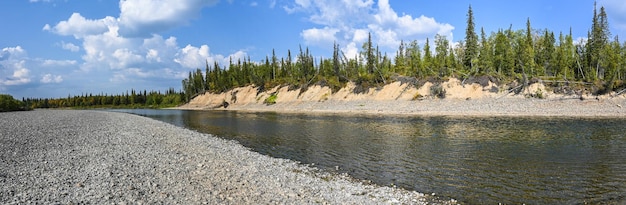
[60,41,80,52]
[41,0,245,86]
[42,59,77,67]
[41,74,63,83]
[47,13,115,38]
[0,46,32,86]
[118,0,219,37]
[301,27,339,47]
[286,0,453,58]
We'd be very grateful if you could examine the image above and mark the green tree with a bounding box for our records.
[478,27,494,74]
[434,34,450,76]
[423,38,433,76]
[407,40,423,77]
[464,5,479,72]
[0,94,27,112]
[536,30,556,76]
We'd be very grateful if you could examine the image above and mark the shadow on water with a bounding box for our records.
[112,109,626,204]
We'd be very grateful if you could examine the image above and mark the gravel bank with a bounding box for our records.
[0,110,452,204]
[203,97,626,118]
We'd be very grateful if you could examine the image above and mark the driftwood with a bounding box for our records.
[614,88,626,97]
[497,84,524,99]
[540,80,594,85]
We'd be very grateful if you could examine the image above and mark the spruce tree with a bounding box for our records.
[464,5,479,72]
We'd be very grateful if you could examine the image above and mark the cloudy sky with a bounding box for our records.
[1,0,625,99]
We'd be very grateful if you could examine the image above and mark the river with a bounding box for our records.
[111,109,626,204]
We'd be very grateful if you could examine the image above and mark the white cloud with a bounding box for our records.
[250,2,258,7]
[118,0,219,37]
[60,41,80,52]
[286,0,453,59]
[112,48,144,69]
[1,47,31,86]
[41,74,63,83]
[49,13,115,38]
[301,27,339,47]
[42,59,77,67]
[175,44,212,68]
[42,0,243,83]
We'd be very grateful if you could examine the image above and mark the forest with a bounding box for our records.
[4,3,624,111]
[182,4,626,101]
[20,88,183,109]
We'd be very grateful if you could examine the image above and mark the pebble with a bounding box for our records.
[0,110,456,204]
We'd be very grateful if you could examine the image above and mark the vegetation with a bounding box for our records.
[182,3,626,100]
[23,88,184,109]
[264,93,278,105]
[0,94,30,112]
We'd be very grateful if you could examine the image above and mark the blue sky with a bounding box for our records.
[1,0,625,99]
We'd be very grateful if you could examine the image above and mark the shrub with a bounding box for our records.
[264,93,277,105]
[412,92,423,101]
[430,84,446,99]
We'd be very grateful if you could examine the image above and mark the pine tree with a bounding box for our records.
[586,3,611,81]
[434,34,450,76]
[395,40,407,74]
[423,38,433,76]
[478,27,494,74]
[464,5,479,72]
[407,40,422,77]
[365,32,376,75]
[520,18,536,76]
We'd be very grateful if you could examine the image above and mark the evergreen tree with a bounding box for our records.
[395,40,407,74]
[434,34,450,76]
[478,27,494,74]
[464,5,479,72]
[423,38,433,76]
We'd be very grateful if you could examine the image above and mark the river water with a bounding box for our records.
[112,109,626,204]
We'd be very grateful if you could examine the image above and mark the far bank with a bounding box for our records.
[177,78,626,118]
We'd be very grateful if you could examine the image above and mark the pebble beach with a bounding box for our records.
[0,110,453,204]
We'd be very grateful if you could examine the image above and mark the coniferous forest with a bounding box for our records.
[6,3,625,110]
[182,4,626,101]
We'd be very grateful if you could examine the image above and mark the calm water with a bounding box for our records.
[112,109,626,204]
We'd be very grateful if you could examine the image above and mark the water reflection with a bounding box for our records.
[112,109,626,204]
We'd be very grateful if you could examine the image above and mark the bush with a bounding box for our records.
[412,92,423,101]
[430,84,446,99]
[264,93,277,105]
[0,94,28,112]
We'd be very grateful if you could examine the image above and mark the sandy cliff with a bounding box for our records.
[184,78,524,109]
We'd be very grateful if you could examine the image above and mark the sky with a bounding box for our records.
[1,0,625,99]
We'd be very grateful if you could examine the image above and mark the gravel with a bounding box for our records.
[220,97,626,118]
[0,110,454,204]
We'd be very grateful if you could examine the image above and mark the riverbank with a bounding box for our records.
[178,79,626,117]
[0,110,453,204]
[182,97,626,118]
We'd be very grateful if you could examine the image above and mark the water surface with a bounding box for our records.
[113,109,626,204]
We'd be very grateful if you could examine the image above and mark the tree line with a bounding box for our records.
[21,88,184,109]
[183,3,625,100]
[0,94,30,112]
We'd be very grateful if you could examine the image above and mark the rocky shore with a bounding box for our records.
[0,110,454,204]
[184,96,626,118]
